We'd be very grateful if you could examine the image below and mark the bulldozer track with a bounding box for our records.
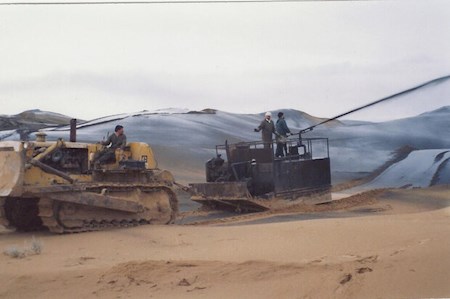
[37,186,178,234]
[1,183,178,233]
[38,198,138,233]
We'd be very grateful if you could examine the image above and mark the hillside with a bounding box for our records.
[1,73,449,185]
[324,105,450,176]
[1,105,449,184]
[0,109,77,140]
[366,149,450,188]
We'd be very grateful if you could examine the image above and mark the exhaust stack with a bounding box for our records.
[70,119,77,142]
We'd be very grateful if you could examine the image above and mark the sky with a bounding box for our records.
[0,0,449,121]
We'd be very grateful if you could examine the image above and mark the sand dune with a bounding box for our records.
[1,186,449,299]
[2,105,449,186]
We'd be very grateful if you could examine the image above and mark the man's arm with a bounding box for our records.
[254,120,265,132]
[101,134,112,146]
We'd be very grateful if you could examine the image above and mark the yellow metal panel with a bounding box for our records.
[23,167,67,186]
[23,167,93,186]
[128,142,157,169]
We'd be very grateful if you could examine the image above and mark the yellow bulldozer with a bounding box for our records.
[0,132,178,233]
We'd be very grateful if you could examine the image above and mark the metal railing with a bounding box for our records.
[215,137,329,162]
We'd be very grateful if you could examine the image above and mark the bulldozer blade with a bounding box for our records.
[190,182,270,212]
[0,146,24,197]
[190,181,251,198]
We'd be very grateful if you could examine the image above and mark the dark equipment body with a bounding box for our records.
[190,137,331,212]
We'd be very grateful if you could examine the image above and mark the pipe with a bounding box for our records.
[29,139,74,183]
[297,75,450,135]
[70,119,77,142]
[33,139,64,161]
[29,159,74,184]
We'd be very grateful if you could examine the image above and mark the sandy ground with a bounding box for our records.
[1,186,449,299]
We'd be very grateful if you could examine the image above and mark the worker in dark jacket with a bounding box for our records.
[254,112,276,148]
[275,112,291,157]
[95,125,127,165]
[101,125,127,150]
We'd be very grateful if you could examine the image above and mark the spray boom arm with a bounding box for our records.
[294,75,450,136]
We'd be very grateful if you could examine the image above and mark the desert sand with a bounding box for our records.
[1,186,449,299]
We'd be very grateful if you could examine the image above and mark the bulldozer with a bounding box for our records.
[190,136,332,212]
[0,128,178,233]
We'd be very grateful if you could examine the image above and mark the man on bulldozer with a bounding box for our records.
[94,125,127,165]
[254,112,277,148]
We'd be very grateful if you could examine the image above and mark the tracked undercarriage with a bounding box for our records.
[0,136,179,233]
[1,185,177,233]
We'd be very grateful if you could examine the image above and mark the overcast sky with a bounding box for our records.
[0,0,449,121]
